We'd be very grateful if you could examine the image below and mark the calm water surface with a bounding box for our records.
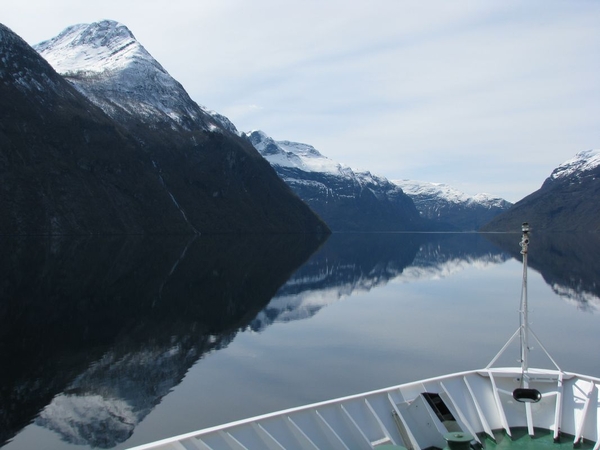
[2,232,599,450]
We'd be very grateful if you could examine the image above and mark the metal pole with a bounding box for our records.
[520,222,530,377]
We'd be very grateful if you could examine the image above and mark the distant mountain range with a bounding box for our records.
[483,149,600,231]
[245,130,512,231]
[2,18,594,234]
[244,130,429,231]
[392,180,512,230]
[0,20,327,234]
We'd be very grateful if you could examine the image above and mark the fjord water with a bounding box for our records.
[2,232,599,450]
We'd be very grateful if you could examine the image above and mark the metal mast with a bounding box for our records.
[519,222,531,375]
[486,222,561,376]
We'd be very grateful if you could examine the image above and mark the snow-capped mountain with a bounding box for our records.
[484,149,600,231]
[0,22,200,235]
[549,149,600,181]
[12,20,327,234]
[392,180,512,230]
[34,20,236,133]
[245,130,437,231]
[249,131,350,176]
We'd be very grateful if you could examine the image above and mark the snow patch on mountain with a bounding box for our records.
[34,20,237,134]
[245,130,348,175]
[203,108,239,134]
[550,149,600,180]
[245,130,405,195]
[392,179,508,208]
[245,129,508,214]
[34,21,146,75]
[0,23,65,96]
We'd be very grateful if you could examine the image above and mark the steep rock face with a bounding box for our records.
[245,130,436,231]
[483,149,600,231]
[393,180,512,231]
[0,21,327,234]
[0,23,195,234]
[34,20,236,134]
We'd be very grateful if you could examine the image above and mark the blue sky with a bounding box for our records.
[4,0,599,202]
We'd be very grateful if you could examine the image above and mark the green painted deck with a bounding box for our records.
[478,429,595,450]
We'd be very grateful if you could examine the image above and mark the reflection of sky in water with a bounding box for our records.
[126,259,599,449]
[4,234,600,450]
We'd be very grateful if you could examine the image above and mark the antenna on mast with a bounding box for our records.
[486,222,561,402]
[513,222,541,402]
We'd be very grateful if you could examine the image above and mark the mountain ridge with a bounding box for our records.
[0,22,194,234]
[35,20,237,134]
[393,179,512,230]
[482,149,600,231]
[245,130,441,232]
[0,20,328,234]
[246,130,511,231]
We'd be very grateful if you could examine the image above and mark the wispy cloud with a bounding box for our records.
[3,0,599,202]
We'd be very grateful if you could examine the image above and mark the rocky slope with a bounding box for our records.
[483,149,600,231]
[393,180,512,230]
[0,23,187,234]
[0,21,327,234]
[245,130,439,231]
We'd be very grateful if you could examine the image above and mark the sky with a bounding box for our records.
[3,0,599,202]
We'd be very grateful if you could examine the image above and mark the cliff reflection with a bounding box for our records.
[485,232,600,313]
[0,234,324,447]
[5,232,595,449]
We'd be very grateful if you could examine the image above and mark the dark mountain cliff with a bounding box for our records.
[0,23,181,234]
[0,22,327,234]
[482,149,600,232]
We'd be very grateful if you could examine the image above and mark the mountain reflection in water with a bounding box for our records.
[1,232,599,449]
[486,232,600,313]
[252,233,510,330]
[0,234,324,447]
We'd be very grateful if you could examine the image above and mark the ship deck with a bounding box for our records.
[479,428,595,450]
